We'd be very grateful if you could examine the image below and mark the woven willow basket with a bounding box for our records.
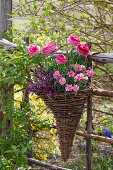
[40,87,92,161]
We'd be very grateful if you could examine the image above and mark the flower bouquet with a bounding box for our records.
[28,35,94,161]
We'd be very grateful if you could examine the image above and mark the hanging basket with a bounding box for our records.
[39,87,92,161]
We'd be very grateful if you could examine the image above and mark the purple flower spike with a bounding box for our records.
[105,152,107,156]
[103,152,107,158]
[104,128,112,138]
[83,144,86,151]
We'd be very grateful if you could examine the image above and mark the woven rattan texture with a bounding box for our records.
[40,89,91,161]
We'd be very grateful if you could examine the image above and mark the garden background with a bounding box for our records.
[0,0,113,169]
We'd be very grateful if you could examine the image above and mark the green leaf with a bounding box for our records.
[8,77,14,86]
[22,147,27,154]
[29,140,33,144]
[4,150,13,153]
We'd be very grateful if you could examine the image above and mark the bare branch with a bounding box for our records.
[26,157,70,170]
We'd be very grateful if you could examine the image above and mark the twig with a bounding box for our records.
[93,108,113,116]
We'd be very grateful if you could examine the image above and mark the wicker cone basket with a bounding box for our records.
[40,87,92,161]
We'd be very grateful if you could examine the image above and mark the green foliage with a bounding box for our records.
[0,105,32,169]
[0,33,58,168]
[0,0,113,169]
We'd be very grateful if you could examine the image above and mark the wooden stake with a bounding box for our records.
[86,50,92,170]
[86,95,93,170]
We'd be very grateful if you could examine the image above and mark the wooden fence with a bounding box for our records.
[0,38,113,170]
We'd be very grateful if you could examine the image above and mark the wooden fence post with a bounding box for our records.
[0,0,12,39]
[86,43,93,170]
[22,37,33,165]
[0,0,13,135]
[86,94,93,170]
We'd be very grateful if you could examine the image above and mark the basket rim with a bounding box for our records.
[39,86,92,100]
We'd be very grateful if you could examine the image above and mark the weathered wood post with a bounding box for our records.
[22,37,33,165]
[86,43,93,170]
[0,0,12,39]
[0,0,12,135]
[86,92,93,170]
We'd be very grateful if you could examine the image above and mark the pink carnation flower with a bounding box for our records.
[73,85,79,92]
[28,44,40,56]
[77,64,86,72]
[73,64,86,72]
[73,64,77,70]
[59,77,66,85]
[68,35,81,46]
[86,69,95,77]
[42,43,58,57]
[77,44,89,56]
[74,73,84,81]
[65,84,73,91]
[53,71,61,79]
[67,70,75,77]
[84,76,88,80]
[74,76,78,82]
[56,55,67,64]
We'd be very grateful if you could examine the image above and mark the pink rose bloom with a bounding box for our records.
[53,71,61,79]
[68,35,81,46]
[86,69,95,77]
[77,44,89,56]
[56,55,67,64]
[65,84,73,91]
[28,44,40,56]
[73,85,79,92]
[42,43,58,57]
[59,77,66,85]
[77,64,86,72]
[67,70,75,77]
[74,73,84,81]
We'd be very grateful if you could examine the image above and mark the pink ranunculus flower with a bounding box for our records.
[77,64,86,72]
[59,77,66,85]
[42,43,58,57]
[74,73,84,81]
[56,55,67,64]
[65,84,73,91]
[53,71,61,79]
[28,44,40,56]
[67,70,75,77]
[77,44,89,56]
[73,85,79,92]
[68,35,81,46]
[86,69,95,77]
